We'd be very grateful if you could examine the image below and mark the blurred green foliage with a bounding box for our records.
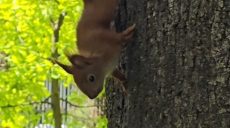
[0,0,107,127]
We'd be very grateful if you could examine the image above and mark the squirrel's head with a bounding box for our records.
[55,54,105,99]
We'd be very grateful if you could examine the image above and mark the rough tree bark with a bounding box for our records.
[106,0,230,128]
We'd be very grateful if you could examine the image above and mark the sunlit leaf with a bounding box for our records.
[26,54,37,62]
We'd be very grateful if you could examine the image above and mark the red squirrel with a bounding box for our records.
[55,0,135,99]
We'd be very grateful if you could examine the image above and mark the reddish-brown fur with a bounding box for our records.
[56,0,135,99]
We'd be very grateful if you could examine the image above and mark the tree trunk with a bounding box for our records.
[106,0,230,128]
[51,13,66,128]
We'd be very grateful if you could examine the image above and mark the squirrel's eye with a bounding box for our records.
[87,74,96,83]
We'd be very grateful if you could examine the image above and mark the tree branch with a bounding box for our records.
[60,98,97,108]
[50,12,66,128]
[0,97,50,108]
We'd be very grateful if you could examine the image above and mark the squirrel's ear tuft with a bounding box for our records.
[55,60,73,74]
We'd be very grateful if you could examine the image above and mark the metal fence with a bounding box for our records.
[34,81,75,128]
